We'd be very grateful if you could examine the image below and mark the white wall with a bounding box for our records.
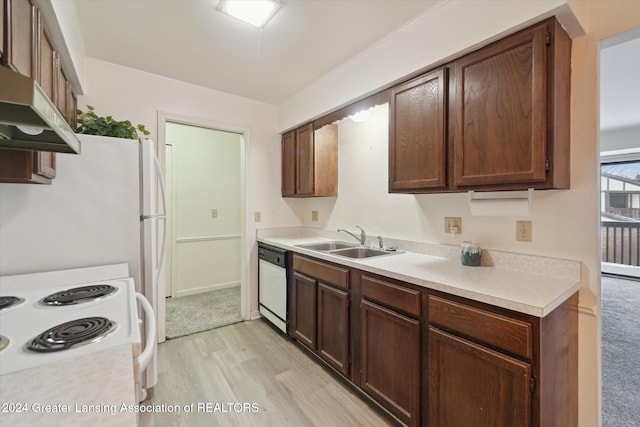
[277,1,640,426]
[279,0,573,131]
[599,32,640,152]
[63,58,299,318]
[166,123,242,297]
[0,136,141,285]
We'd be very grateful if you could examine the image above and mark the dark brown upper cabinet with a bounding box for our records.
[2,0,36,77]
[0,0,55,184]
[387,17,570,193]
[389,67,448,192]
[0,0,79,184]
[453,18,570,190]
[0,148,55,183]
[37,13,56,101]
[281,123,338,197]
[281,16,569,195]
[281,130,296,196]
[295,123,315,195]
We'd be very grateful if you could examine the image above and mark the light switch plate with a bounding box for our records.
[254,211,261,222]
[210,208,218,219]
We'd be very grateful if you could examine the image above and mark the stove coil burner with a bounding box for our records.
[0,296,26,311]
[41,284,117,306]
[28,317,117,353]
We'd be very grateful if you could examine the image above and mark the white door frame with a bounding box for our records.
[156,111,249,342]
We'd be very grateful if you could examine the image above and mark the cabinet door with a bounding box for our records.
[37,16,56,101]
[0,149,52,184]
[68,89,77,129]
[454,24,547,187]
[35,152,56,179]
[290,272,317,350]
[281,131,296,196]
[317,282,349,376]
[295,123,314,196]
[56,65,69,122]
[361,300,420,426]
[389,68,447,192]
[4,0,36,77]
[312,124,338,197]
[1,0,5,59]
[429,327,532,427]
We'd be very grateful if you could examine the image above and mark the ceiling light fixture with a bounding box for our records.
[218,0,281,28]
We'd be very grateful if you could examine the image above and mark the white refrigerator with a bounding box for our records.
[0,134,166,392]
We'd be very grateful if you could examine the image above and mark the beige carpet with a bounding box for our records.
[165,286,243,339]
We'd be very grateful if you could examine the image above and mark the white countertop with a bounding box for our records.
[258,234,581,317]
[0,344,137,426]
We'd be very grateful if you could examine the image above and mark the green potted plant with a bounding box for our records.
[76,105,150,140]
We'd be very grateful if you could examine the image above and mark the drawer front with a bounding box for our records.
[428,295,532,359]
[361,275,421,317]
[293,255,350,290]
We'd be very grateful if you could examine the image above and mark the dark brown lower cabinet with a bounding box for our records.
[360,300,420,427]
[290,272,317,350]
[0,149,56,183]
[287,253,577,427]
[428,327,532,427]
[317,282,349,375]
[427,291,578,427]
[290,256,351,378]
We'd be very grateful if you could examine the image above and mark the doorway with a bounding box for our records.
[599,27,640,427]
[163,120,244,339]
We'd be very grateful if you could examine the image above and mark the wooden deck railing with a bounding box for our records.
[601,221,640,266]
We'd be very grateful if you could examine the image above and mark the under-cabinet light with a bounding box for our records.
[349,109,372,123]
[218,0,281,28]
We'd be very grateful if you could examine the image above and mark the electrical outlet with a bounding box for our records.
[516,221,532,242]
[210,208,218,219]
[311,210,319,221]
[444,217,462,234]
[254,211,261,223]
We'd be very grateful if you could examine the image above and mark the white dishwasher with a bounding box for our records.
[258,244,288,333]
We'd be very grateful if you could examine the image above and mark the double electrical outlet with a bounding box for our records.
[444,216,532,242]
[444,217,462,234]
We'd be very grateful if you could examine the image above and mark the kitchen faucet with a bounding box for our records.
[337,225,367,246]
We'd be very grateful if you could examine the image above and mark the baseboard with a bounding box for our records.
[176,281,240,298]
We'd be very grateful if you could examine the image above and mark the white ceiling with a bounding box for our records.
[72,0,443,105]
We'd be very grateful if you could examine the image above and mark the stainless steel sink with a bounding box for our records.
[297,241,400,259]
[297,241,358,251]
[329,247,392,259]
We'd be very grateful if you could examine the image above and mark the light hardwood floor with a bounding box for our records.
[140,320,393,427]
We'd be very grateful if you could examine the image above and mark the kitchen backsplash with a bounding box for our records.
[257,226,581,282]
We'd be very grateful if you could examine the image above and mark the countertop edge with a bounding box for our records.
[258,236,581,318]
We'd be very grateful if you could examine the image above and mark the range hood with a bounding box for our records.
[0,66,81,154]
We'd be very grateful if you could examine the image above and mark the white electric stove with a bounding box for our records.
[0,264,155,397]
